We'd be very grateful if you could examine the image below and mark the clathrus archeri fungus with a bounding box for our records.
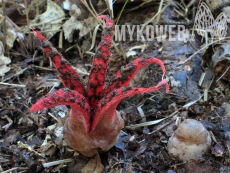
[30,15,169,157]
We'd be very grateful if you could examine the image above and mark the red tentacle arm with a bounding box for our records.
[92,80,169,130]
[30,89,91,133]
[87,15,113,107]
[33,29,85,95]
[104,57,167,94]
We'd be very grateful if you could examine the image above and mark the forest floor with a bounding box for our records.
[0,0,230,172]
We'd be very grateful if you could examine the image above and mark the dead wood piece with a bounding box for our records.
[11,145,38,172]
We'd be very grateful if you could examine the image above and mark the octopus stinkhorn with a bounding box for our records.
[30,15,169,157]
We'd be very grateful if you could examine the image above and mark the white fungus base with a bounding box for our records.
[167,119,212,161]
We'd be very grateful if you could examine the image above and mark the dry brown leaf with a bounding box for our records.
[68,153,104,173]
[52,164,66,173]
[6,28,21,48]
[0,14,24,48]
[17,141,44,158]
[40,134,56,156]
[34,75,60,90]
[0,41,11,76]
[212,143,225,157]
[80,153,104,173]
[129,65,149,88]
[22,0,65,40]
[63,4,98,42]
[2,130,19,148]
[1,115,13,131]
[211,44,230,81]
[47,121,65,147]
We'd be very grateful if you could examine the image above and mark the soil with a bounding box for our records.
[0,0,230,173]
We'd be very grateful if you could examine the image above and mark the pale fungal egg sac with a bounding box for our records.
[167,119,212,161]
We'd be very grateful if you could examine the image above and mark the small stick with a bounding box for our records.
[37,108,48,137]
[23,0,32,52]
[48,112,59,122]
[2,167,29,173]
[105,0,113,18]
[1,68,28,83]
[144,0,173,25]
[0,82,26,87]
[76,44,85,63]
[2,0,7,50]
[42,159,73,168]
[4,15,22,32]
[117,36,126,63]
[182,37,226,64]
[89,0,99,17]
[155,0,173,25]
[216,66,230,82]
[58,30,63,49]
[33,65,57,71]
[79,0,100,23]
[11,145,37,171]
[143,0,164,25]
[186,0,196,8]
[112,40,121,56]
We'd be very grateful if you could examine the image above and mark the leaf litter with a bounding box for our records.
[0,0,230,173]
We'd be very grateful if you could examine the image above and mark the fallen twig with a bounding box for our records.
[2,167,29,173]
[42,158,73,168]
[0,82,26,87]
